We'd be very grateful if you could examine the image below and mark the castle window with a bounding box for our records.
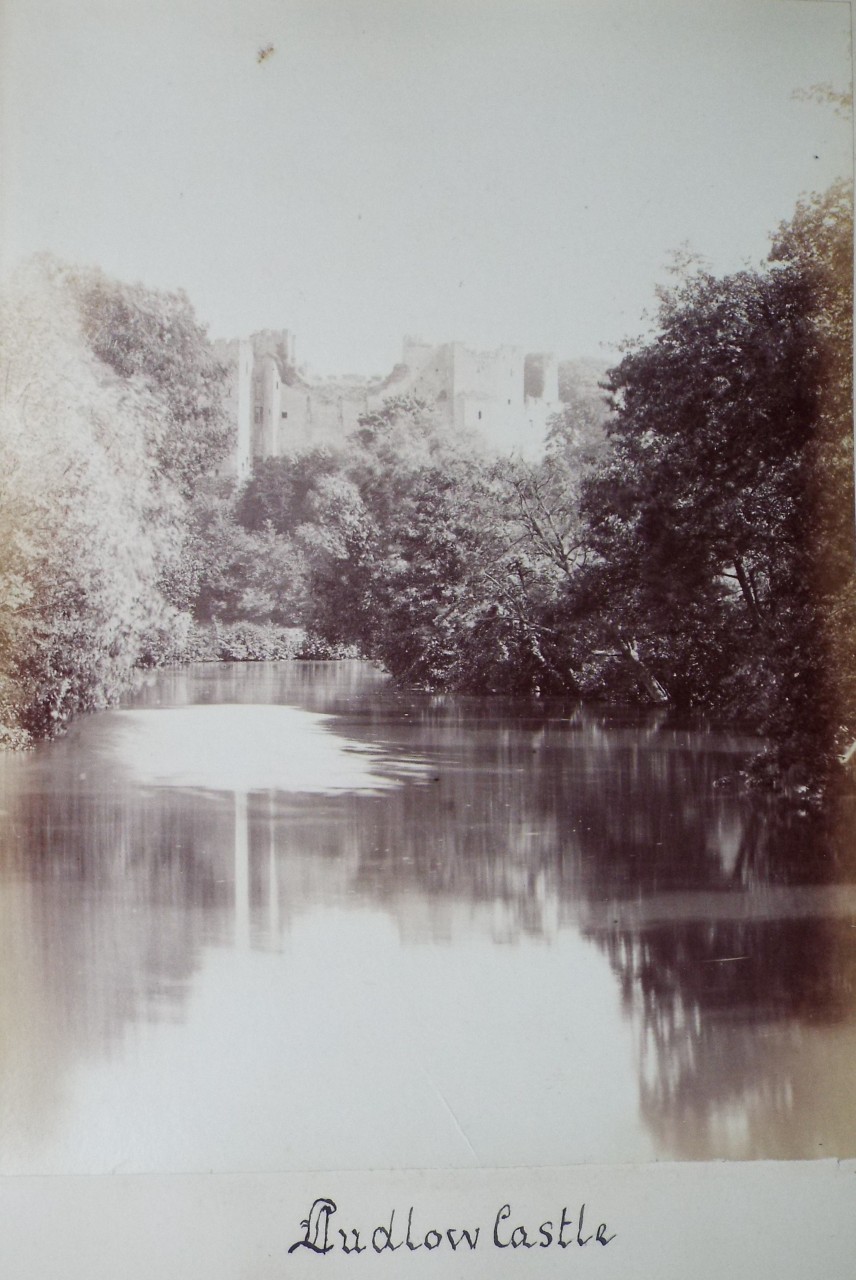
[281,411,288,419]
[254,405,263,425]
[508,399,511,405]
[478,410,482,420]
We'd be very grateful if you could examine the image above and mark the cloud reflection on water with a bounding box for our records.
[109,703,427,794]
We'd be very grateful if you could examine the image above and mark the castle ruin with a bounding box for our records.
[214,331,559,479]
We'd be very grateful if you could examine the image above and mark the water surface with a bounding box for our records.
[0,660,854,1172]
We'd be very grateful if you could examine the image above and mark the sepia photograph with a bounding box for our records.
[0,0,854,1274]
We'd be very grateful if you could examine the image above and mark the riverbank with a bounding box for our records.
[0,623,358,751]
[142,620,356,666]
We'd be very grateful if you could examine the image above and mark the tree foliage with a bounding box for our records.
[188,481,307,626]
[71,266,230,495]
[570,182,854,793]
[295,398,585,691]
[293,182,853,797]
[0,256,230,741]
[235,449,341,535]
[0,259,186,738]
[3,183,851,812]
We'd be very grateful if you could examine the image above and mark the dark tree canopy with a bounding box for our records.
[236,449,342,535]
[571,183,854,794]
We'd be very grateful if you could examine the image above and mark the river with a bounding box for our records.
[0,659,854,1173]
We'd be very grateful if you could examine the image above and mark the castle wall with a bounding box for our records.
[448,342,526,448]
[278,384,312,446]
[524,352,559,404]
[216,330,559,474]
[250,329,296,369]
[276,381,372,451]
[212,338,253,480]
[235,339,253,479]
[254,354,282,458]
[400,337,456,409]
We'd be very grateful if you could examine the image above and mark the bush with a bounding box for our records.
[206,621,304,662]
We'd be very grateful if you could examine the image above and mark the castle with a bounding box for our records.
[213,330,560,479]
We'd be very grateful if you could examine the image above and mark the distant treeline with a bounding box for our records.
[1,184,853,804]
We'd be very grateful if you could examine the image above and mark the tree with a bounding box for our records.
[70,266,231,496]
[0,257,186,739]
[235,449,342,535]
[188,483,307,626]
[765,181,855,792]
[570,183,854,795]
[0,254,240,740]
[298,397,580,692]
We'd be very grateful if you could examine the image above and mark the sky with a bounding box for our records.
[1,0,852,376]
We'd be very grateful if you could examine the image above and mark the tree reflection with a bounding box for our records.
[588,916,856,1158]
[0,661,853,1163]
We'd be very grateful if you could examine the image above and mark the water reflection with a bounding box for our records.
[0,660,853,1170]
